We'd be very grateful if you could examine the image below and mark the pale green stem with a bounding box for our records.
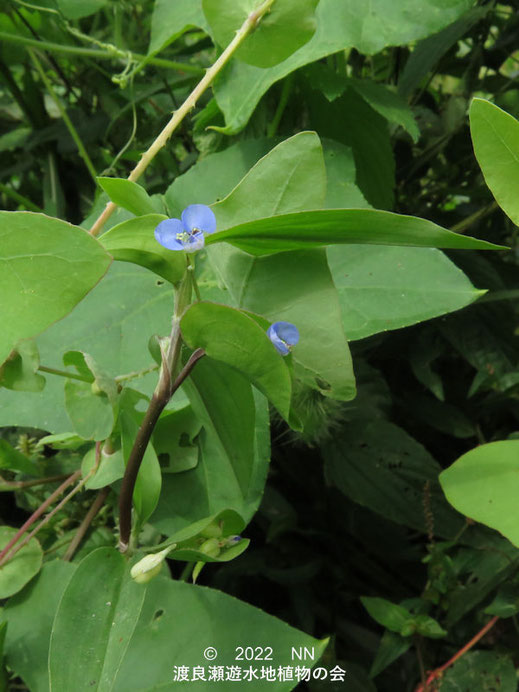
[29,50,98,183]
[0,31,203,74]
[38,365,92,383]
[90,0,277,237]
[0,181,43,212]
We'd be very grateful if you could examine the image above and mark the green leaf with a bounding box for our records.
[327,245,485,341]
[206,208,504,256]
[0,526,43,598]
[148,0,208,55]
[233,249,355,401]
[0,211,111,366]
[49,548,146,691]
[152,405,202,473]
[440,652,517,692]
[113,575,327,690]
[323,139,370,209]
[100,214,187,284]
[440,440,519,547]
[0,339,45,392]
[360,597,412,635]
[63,351,118,441]
[349,79,420,143]
[56,0,108,19]
[484,583,519,618]
[180,302,295,425]
[308,88,395,209]
[214,0,474,134]
[120,402,162,525]
[398,7,488,98]
[0,439,40,475]
[324,420,465,537]
[203,0,318,68]
[470,98,519,225]
[409,614,447,639]
[3,561,76,692]
[97,178,160,217]
[82,445,125,490]
[0,263,173,433]
[212,131,326,228]
[151,359,270,535]
[165,139,275,218]
[370,630,411,678]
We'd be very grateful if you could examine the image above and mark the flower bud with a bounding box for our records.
[198,537,221,558]
[130,544,176,584]
[200,522,223,539]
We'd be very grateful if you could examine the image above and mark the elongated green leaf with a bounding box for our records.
[151,360,270,535]
[324,420,465,537]
[203,0,318,68]
[0,527,43,598]
[100,214,187,284]
[207,208,503,256]
[181,302,294,425]
[214,0,473,134]
[49,548,146,691]
[398,8,488,98]
[3,561,76,692]
[327,245,485,341]
[470,98,519,225]
[361,597,412,634]
[112,575,327,690]
[440,440,519,547]
[350,79,420,142]
[97,178,159,217]
[0,211,111,366]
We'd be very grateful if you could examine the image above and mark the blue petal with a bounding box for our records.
[272,321,299,346]
[154,218,186,251]
[181,204,217,234]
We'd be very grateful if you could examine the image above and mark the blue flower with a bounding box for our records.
[267,321,299,356]
[154,204,216,253]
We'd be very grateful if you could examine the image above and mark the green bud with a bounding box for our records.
[200,522,223,539]
[130,545,176,584]
[90,380,103,396]
[198,537,221,558]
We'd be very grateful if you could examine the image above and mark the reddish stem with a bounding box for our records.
[415,616,500,691]
[0,470,82,565]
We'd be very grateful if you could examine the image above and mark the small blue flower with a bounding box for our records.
[154,204,216,253]
[267,321,299,356]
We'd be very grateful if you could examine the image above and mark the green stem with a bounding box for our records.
[0,31,203,74]
[38,365,92,383]
[187,255,201,302]
[0,182,43,212]
[267,73,293,138]
[90,0,278,236]
[115,363,159,383]
[29,50,98,183]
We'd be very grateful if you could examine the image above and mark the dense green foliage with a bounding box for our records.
[1,0,519,690]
